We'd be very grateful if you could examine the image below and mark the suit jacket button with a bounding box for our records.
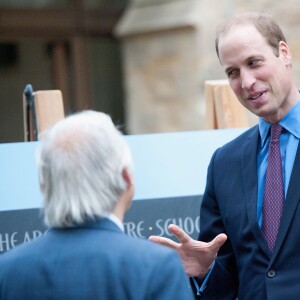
[267,270,276,278]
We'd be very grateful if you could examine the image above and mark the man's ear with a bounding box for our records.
[122,167,134,189]
[279,41,292,66]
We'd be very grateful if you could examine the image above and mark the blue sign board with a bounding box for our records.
[0,128,247,252]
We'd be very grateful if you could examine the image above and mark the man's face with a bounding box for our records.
[218,24,297,123]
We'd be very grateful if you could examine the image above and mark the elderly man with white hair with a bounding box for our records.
[0,110,193,300]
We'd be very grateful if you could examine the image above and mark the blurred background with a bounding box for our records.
[0,0,299,143]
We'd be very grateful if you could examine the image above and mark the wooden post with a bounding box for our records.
[52,42,70,113]
[34,90,65,136]
[71,36,92,111]
[205,80,250,129]
[23,88,65,141]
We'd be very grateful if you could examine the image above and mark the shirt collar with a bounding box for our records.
[107,213,124,232]
[259,100,300,147]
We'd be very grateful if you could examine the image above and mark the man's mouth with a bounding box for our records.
[248,91,265,100]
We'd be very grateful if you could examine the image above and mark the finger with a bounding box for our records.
[209,233,227,250]
[148,235,180,250]
[168,224,192,244]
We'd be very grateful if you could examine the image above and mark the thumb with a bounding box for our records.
[209,233,227,251]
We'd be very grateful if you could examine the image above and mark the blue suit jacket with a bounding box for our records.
[199,125,300,300]
[0,218,193,300]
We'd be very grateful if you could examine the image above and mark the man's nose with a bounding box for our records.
[241,70,255,90]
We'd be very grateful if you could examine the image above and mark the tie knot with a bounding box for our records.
[270,124,283,141]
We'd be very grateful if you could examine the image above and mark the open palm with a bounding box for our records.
[149,224,227,278]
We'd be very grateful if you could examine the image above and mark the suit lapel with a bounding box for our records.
[242,126,271,256]
[271,143,300,261]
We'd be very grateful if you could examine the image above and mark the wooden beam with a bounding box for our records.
[71,36,92,111]
[52,42,70,113]
[0,6,124,40]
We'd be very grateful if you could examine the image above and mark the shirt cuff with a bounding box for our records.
[191,261,215,296]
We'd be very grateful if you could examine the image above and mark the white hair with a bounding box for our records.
[36,110,133,228]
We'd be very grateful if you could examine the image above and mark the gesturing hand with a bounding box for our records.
[149,224,227,278]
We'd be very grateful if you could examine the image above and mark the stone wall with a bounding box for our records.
[116,0,300,133]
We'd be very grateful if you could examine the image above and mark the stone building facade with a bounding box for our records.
[115,0,300,133]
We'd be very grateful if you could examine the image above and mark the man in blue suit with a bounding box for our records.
[150,12,300,299]
[0,111,194,299]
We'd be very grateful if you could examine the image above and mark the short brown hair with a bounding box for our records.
[215,12,287,58]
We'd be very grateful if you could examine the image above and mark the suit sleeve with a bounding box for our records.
[197,149,239,299]
[146,250,194,300]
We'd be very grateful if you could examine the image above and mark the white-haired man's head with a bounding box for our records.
[37,110,133,228]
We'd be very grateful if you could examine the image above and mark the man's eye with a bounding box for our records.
[249,60,259,67]
[227,70,238,78]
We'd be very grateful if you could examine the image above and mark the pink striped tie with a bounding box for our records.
[262,124,284,251]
